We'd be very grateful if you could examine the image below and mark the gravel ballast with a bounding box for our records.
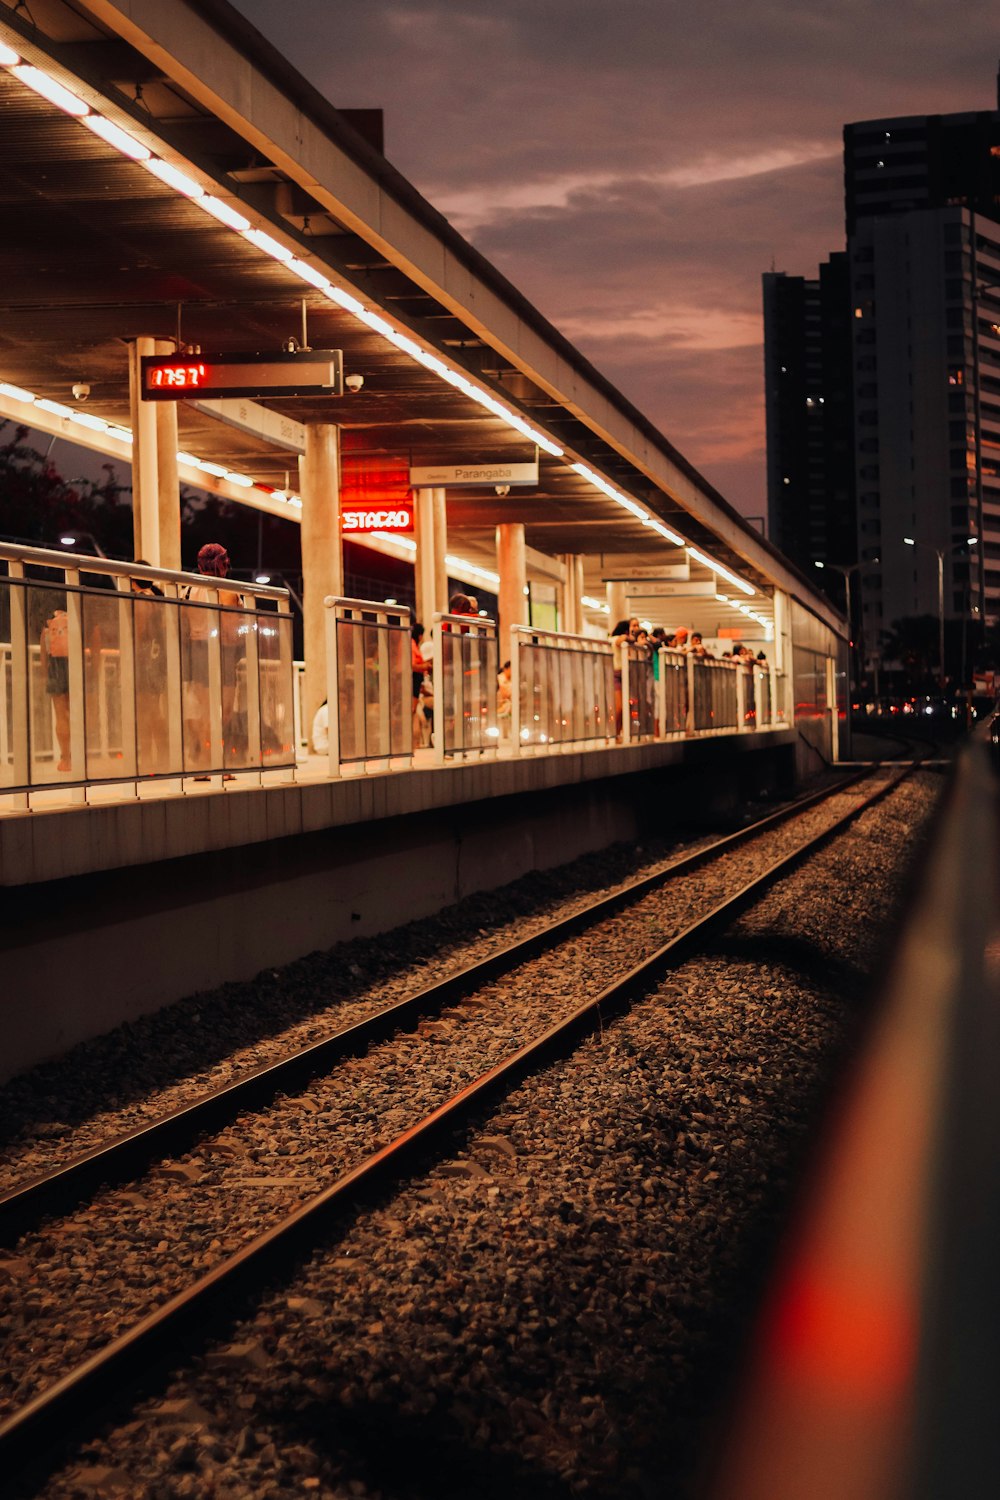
[0,774,895,1419]
[13,769,939,1500]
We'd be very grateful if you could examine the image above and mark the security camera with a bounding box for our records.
[72,383,90,402]
[345,373,364,393]
[494,483,510,497]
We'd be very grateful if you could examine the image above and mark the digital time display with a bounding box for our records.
[147,362,208,390]
[141,350,344,400]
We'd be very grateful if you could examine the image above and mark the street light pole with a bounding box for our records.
[814,559,869,690]
[903,537,977,692]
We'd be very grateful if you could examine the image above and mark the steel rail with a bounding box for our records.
[0,764,890,1245]
[0,759,919,1487]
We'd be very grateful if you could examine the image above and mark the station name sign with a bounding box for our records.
[141,350,344,400]
[408,460,538,488]
[342,505,413,535]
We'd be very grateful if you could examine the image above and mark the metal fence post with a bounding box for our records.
[324,596,342,778]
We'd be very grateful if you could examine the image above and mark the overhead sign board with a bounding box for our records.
[409,460,538,488]
[602,563,690,582]
[630,580,720,598]
[624,581,692,598]
[141,350,344,400]
[192,397,306,452]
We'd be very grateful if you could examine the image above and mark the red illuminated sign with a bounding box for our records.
[341,505,413,535]
[141,350,343,400]
[339,449,413,534]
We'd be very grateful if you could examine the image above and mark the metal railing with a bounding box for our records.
[323,597,413,776]
[689,654,741,733]
[656,648,689,737]
[620,639,657,744]
[511,625,615,751]
[0,543,295,804]
[709,737,1000,1500]
[431,612,499,764]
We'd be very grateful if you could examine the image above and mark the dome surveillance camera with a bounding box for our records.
[72,382,90,402]
[494,483,510,497]
[345,373,364,393]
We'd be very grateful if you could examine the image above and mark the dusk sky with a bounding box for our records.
[230,1,999,523]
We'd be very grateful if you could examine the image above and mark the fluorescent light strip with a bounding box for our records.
[0,41,20,67]
[199,195,251,233]
[242,227,293,262]
[12,64,88,115]
[371,531,417,552]
[143,157,204,198]
[68,410,113,433]
[0,380,35,404]
[685,546,755,597]
[82,114,150,160]
[570,462,688,546]
[445,554,500,586]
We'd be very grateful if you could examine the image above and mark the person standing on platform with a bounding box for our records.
[40,601,71,772]
[130,564,167,775]
[183,543,242,775]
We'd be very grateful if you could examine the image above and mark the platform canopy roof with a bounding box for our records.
[0,0,841,636]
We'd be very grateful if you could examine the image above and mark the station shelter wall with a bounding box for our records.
[789,597,849,764]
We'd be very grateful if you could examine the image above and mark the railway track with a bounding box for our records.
[0,760,923,1489]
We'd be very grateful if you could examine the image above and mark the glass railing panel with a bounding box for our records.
[132,591,173,777]
[82,587,125,779]
[259,610,295,766]
[26,581,72,784]
[336,616,364,764]
[179,595,220,774]
[388,624,408,758]
[440,628,459,754]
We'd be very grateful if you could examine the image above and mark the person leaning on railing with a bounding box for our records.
[131,563,168,776]
[610,618,631,735]
[40,601,71,772]
[182,542,243,776]
[497,659,512,737]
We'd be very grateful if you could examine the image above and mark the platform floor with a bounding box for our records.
[0,731,796,888]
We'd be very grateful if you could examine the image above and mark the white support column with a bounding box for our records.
[432,488,448,615]
[607,580,627,626]
[301,423,342,742]
[559,554,585,635]
[128,337,160,565]
[496,523,528,658]
[414,488,437,629]
[154,339,181,571]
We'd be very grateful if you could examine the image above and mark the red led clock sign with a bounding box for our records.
[140,350,344,400]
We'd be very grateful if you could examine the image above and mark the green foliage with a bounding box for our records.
[0,422,302,578]
[0,421,132,555]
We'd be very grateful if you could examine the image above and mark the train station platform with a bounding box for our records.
[0,727,796,1082]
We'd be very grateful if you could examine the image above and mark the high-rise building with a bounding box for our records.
[763,256,855,586]
[764,71,1000,670]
